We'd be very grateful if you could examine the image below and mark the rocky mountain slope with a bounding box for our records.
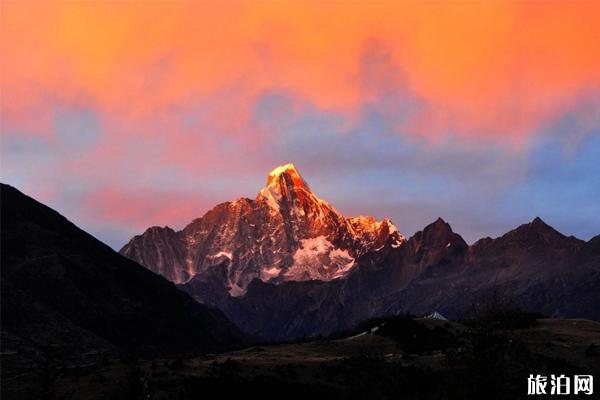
[120,163,404,295]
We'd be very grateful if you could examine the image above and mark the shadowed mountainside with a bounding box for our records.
[0,183,247,363]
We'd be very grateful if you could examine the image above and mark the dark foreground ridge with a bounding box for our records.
[2,183,599,400]
[8,315,600,400]
[1,183,248,398]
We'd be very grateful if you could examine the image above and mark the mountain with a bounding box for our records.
[120,164,600,341]
[120,163,404,296]
[379,217,597,317]
[195,217,599,341]
[0,183,246,362]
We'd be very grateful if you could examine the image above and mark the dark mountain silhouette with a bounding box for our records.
[0,184,246,362]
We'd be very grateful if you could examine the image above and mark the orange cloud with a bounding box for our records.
[81,186,214,229]
[2,1,599,143]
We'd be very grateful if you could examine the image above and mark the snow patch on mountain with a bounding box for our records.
[268,163,299,179]
[285,236,355,281]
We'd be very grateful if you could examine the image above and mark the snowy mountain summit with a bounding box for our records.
[120,163,405,296]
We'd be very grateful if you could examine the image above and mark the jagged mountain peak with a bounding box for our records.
[511,216,564,238]
[257,163,318,212]
[529,216,554,231]
[523,217,577,241]
[424,217,452,234]
[471,217,585,258]
[531,216,545,224]
[263,163,311,196]
[121,163,407,294]
[432,216,448,226]
[412,217,467,250]
[266,163,307,187]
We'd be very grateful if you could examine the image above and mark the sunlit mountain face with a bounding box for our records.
[120,163,404,295]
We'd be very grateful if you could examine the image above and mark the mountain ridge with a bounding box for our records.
[189,215,598,340]
[116,165,600,340]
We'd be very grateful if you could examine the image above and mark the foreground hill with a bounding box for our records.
[0,183,246,366]
[22,317,600,400]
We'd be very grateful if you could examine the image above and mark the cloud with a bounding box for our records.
[2,2,600,143]
[2,87,598,246]
[1,2,600,247]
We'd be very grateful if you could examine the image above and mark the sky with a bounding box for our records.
[1,1,599,249]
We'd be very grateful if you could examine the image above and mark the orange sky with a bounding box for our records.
[2,1,600,143]
[2,1,600,247]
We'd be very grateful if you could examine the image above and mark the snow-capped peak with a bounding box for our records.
[268,162,297,177]
[257,163,314,212]
[122,163,407,295]
[265,163,309,189]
